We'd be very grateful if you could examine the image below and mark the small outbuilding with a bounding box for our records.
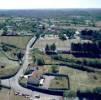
[0,63,6,68]
[27,76,40,86]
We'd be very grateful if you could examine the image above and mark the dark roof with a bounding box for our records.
[27,76,40,86]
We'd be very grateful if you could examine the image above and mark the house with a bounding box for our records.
[27,76,40,86]
[44,34,58,39]
[74,31,80,39]
[6,32,18,36]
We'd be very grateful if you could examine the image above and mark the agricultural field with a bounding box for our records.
[34,37,92,51]
[0,51,19,78]
[31,48,59,65]
[49,76,68,89]
[59,66,101,92]
[0,36,32,49]
[34,37,71,51]
[30,40,101,92]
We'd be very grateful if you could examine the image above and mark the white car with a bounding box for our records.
[14,91,19,95]
[29,97,33,100]
[25,95,30,98]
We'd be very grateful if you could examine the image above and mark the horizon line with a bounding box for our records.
[0,8,101,10]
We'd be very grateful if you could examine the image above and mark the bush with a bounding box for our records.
[50,43,56,51]
[52,55,62,60]
[2,45,11,52]
[62,28,75,39]
[93,87,101,94]
[59,34,67,40]
[51,65,59,73]
[45,43,57,54]
[45,44,50,52]
[63,90,76,97]
[37,58,45,65]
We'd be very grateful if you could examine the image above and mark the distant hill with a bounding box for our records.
[0,9,101,19]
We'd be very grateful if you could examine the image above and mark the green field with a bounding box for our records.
[0,36,32,49]
[49,76,68,89]
[59,66,101,92]
[0,51,19,78]
[30,43,101,92]
[31,49,58,65]
[34,37,71,51]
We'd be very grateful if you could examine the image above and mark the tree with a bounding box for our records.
[51,65,58,73]
[35,33,40,38]
[45,44,50,52]
[62,28,75,39]
[94,87,101,94]
[17,51,24,61]
[31,23,37,32]
[59,34,67,40]
[63,90,76,98]
[0,80,2,90]
[2,45,10,52]
[33,56,36,63]
[50,43,56,51]
[37,58,45,66]
[2,27,8,36]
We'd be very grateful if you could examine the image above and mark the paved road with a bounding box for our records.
[1,36,62,100]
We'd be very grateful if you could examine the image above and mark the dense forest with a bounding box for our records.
[0,9,101,19]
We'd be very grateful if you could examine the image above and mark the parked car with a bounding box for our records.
[14,91,19,95]
[35,95,40,98]
[25,95,30,98]
[29,97,33,100]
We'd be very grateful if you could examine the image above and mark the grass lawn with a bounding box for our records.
[0,51,19,78]
[59,66,101,92]
[19,77,28,87]
[60,54,101,63]
[0,36,32,49]
[49,76,68,89]
[0,43,20,60]
[32,49,58,64]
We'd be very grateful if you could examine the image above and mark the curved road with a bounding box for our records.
[1,36,62,100]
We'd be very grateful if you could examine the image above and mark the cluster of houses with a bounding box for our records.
[21,65,48,87]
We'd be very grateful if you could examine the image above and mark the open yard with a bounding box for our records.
[59,66,101,92]
[0,36,32,49]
